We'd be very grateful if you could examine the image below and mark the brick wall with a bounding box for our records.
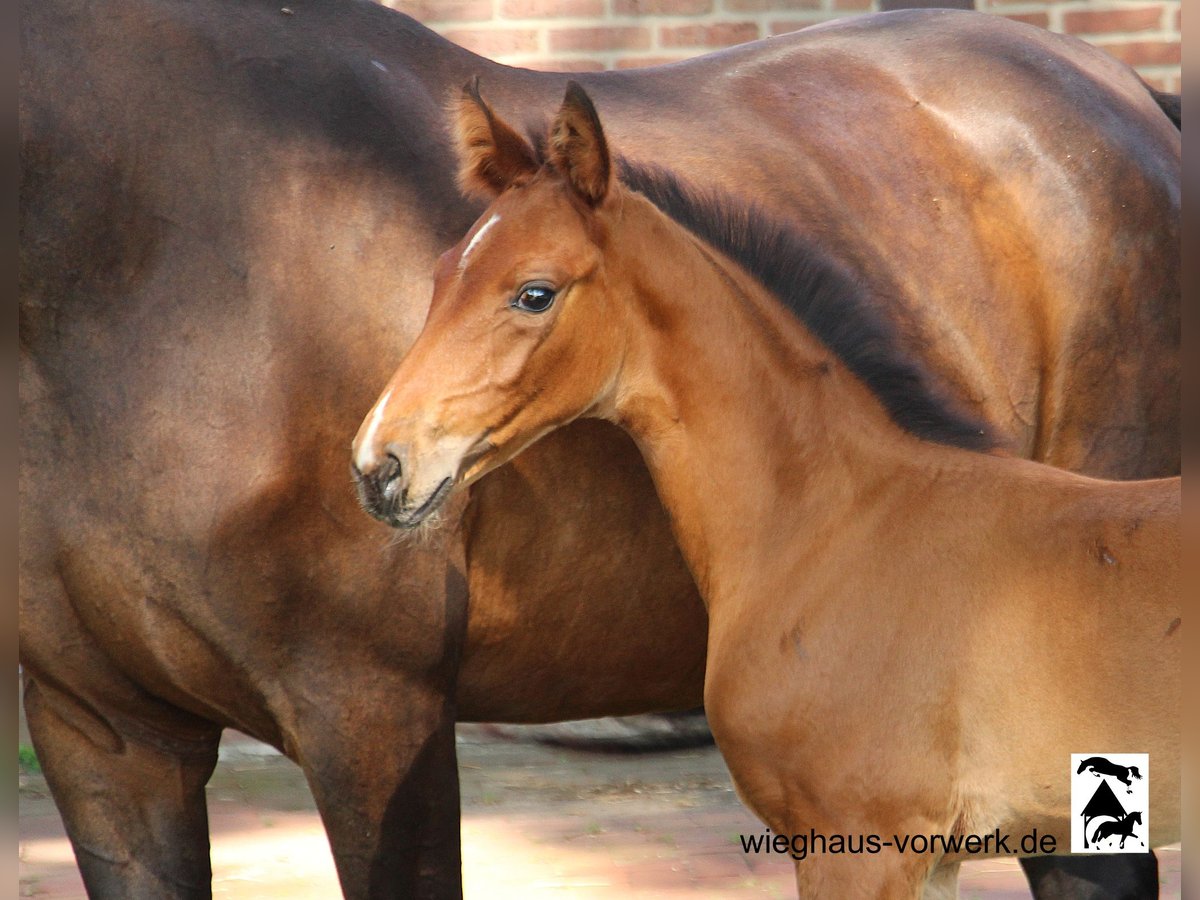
[384,0,1181,90]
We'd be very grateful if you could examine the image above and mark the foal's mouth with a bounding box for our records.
[389,477,454,529]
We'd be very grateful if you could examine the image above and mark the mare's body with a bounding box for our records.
[21,0,1178,895]
[351,84,1180,898]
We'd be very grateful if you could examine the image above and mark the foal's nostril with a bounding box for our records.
[379,452,403,490]
[352,452,405,517]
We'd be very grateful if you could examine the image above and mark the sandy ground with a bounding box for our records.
[17,719,1182,899]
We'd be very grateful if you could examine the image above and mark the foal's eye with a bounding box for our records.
[512,282,557,313]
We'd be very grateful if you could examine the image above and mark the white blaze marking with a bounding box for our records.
[356,387,393,471]
[460,214,500,268]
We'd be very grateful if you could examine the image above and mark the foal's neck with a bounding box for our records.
[607,193,937,605]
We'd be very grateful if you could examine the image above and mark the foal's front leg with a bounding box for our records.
[703,634,958,899]
[789,845,940,899]
[922,861,961,900]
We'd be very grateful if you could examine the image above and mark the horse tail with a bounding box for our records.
[1128,766,1142,780]
[1145,83,1181,130]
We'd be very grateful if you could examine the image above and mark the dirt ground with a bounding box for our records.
[18,721,1181,899]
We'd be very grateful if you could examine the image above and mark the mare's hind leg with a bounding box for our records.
[23,675,220,899]
[1020,854,1159,900]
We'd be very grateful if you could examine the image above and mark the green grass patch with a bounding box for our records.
[18,745,41,774]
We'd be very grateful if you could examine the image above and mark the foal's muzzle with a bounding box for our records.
[352,454,451,529]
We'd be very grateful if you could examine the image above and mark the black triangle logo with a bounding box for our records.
[1080,780,1126,848]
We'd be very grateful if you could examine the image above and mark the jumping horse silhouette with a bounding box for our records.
[1077,756,1144,787]
[1093,812,1144,850]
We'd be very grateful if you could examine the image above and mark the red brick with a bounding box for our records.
[500,0,605,18]
[1003,11,1050,28]
[442,28,541,56]
[384,1,422,17]
[1063,6,1165,36]
[391,0,495,22]
[549,26,652,52]
[659,22,760,47]
[615,55,692,68]
[1096,39,1181,67]
[769,16,823,36]
[613,0,712,14]
[510,56,608,72]
[739,0,829,8]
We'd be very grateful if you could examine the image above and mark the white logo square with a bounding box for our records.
[1070,753,1149,853]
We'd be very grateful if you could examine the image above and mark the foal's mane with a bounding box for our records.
[522,122,991,449]
[614,159,994,451]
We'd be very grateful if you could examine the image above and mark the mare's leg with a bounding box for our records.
[23,675,220,899]
[294,686,463,900]
[284,556,469,900]
[1019,854,1159,900]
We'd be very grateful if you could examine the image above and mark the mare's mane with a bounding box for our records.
[616,158,994,451]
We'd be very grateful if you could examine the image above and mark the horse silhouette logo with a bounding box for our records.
[1070,753,1149,853]
[1076,756,1143,790]
[1092,811,1143,850]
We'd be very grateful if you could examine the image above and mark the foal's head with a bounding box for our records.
[353,82,630,527]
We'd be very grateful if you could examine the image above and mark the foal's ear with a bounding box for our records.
[453,77,539,199]
[550,81,611,206]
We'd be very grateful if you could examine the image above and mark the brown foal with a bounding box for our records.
[352,84,1180,897]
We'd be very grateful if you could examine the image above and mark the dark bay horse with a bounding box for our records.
[20,0,1178,895]
[350,82,1181,898]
